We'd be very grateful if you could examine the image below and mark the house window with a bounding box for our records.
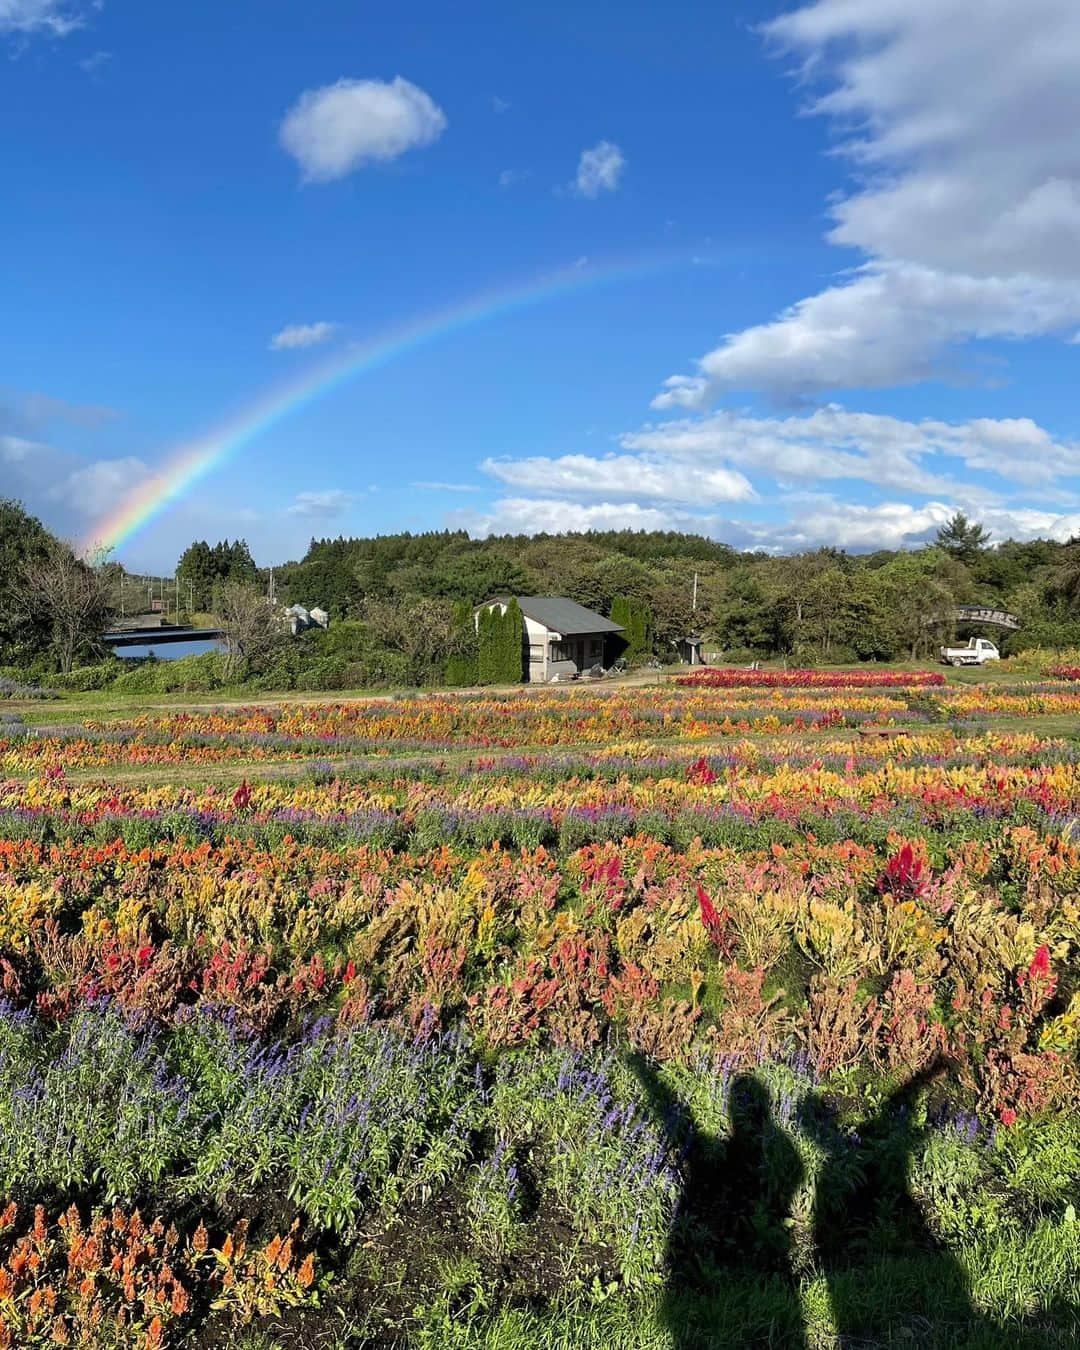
[551,639,593,666]
[529,644,544,662]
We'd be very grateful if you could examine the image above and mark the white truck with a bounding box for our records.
[939,637,1000,667]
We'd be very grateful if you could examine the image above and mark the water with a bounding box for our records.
[117,638,222,661]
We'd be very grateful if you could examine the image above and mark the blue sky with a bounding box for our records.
[3,0,1080,571]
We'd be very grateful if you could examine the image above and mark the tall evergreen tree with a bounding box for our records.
[445,600,479,686]
[935,513,991,567]
[611,594,653,658]
[502,597,524,682]
[477,606,495,685]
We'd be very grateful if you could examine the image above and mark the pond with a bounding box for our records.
[116,637,223,661]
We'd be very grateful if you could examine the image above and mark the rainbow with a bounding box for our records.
[83,253,705,558]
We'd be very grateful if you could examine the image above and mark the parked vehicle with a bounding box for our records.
[939,637,1000,667]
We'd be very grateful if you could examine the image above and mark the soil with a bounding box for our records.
[194,1166,611,1350]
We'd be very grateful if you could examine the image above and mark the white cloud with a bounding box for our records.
[453,492,1080,554]
[739,500,1080,554]
[573,141,625,198]
[498,168,530,188]
[454,497,682,538]
[0,0,86,35]
[79,49,110,72]
[50,457,150,518]
[482,453,754,504]
[465,402,1080,554]
[269,321,338,351]
[1,425,150,526]
[658,0,1080,402]
[412,480,479,493]
[286,489,358,518]
[12,390,117,428]
[0,433,42,463]
[491,96,510,114]
[279,76,447,183]
[750,500,955,552]
[623,405,1080,492]
[656,264,1080,405]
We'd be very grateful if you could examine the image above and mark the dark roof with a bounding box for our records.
[484,595,623,636]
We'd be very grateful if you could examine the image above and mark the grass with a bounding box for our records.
[0,656,1055,728]
[406,1240,1080,1348]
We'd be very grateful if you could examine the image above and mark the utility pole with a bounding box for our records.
[689,572,701,668]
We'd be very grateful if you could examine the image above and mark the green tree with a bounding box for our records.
[354,596,460,687]
[476,605,495,685]
[935,512,991,567]
[1047,537,1080,610]
[445,600,479,686]
[178,538,259,613]
[0,498,57,663]
[475,600,523,684]
[502,597,524,682]
[610,595,653,659]
[875,551,958,660]
[14,540,114,674]
[216,582,285,681]
[176,540,217,611]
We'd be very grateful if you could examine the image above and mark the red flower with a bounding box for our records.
[999,1106,1018,1127]
[686,756,717,786]
[674,667,946,690]
[696,883,735,955]
[232,779,253,811]
[878,843,929,899]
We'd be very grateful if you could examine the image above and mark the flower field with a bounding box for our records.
[674,668,947,689]
[2,677,1080,1347]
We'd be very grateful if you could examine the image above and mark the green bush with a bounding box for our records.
[48,661,123,692]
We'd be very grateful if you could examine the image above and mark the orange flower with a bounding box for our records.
[297,1254,315,1289]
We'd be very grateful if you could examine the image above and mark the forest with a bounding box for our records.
[236,514,1080,687]
[5,496,1080,691]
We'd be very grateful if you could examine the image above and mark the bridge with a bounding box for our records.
[920,605,1021,630]
[102,625,224,649]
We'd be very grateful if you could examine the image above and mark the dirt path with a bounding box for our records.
[6,667,672,726]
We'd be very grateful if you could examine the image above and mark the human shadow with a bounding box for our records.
[631,1051,1063,1349]
[798,1058,1007,1346]
[629,1054,808,1349]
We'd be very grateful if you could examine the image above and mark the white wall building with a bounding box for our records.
[478,596,624,682]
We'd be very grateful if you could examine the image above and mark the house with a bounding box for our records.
[478,596,624,682]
